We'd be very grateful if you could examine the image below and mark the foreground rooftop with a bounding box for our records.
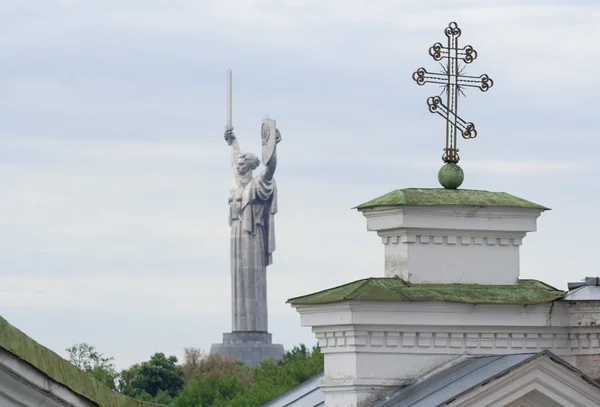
[0,315,162,407]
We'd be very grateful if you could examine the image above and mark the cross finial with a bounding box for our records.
[412,22,493,189]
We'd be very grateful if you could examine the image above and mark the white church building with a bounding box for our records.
[271,188,600,407]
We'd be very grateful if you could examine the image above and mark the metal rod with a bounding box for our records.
[226,69,232,130]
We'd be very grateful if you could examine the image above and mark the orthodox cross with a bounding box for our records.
[412,22,493,164]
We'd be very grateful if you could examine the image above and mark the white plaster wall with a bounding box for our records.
[324,352,358,380]
[361,205,542,284]
[355,353,456,382]
[294,299,600,407]
[382,232,522,284]
[362,206,541,233]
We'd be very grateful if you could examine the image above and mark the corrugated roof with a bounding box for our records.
[564,285,600,301]
[259,351,600,407]
[0,315,165,407]
[372,354,535,407]
[261,373,324,407]
[371,351,600,407]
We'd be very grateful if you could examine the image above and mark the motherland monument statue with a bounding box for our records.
[210,70,285,365]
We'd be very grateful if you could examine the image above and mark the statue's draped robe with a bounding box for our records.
[228,170,277,332]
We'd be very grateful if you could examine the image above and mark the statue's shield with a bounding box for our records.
[261,119,276,165]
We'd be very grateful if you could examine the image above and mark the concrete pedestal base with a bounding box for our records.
[210,331,284,366]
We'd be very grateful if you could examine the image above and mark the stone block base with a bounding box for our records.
[210,331,285,366]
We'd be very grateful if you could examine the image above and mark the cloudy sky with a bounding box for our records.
[1,0,598,370]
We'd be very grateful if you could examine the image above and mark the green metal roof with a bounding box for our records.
[355,188,549,210]
[287,278,564,306]
[0,315,164,407]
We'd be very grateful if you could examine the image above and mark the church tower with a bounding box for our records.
[287,22,600,407]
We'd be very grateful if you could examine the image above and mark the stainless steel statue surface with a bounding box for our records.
[224,122,281,332]
[210,69,285,365]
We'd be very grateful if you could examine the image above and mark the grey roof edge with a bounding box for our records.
[542,350,600,389]
[372,351,600,407]
[440,351,600,405]
[564,285,600,301]
[261,372,324,407]
[385,353,473,394]
[438,352,539,406]
[371,354,534,407]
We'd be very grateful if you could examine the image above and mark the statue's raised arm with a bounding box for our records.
[224,128,241,171]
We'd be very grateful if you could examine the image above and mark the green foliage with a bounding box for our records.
[179,348,248,385]
[153,389,175,406]
[88,366,119,390]
[65,343,118,390]
[118,363,142,397]
[119,353,184,398]
[67,342,323,406]
[124,389,174,406]
[173,344,324,407]
[174,374,244,407]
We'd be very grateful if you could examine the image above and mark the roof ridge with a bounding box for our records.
[343,278,376,300]
[520,279,562,291]
[286,278,371,304]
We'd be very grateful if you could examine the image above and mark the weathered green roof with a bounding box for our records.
[0,315,164,407]
[355,188,549,210]
[287,278,565,305]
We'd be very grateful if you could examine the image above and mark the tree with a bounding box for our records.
[119,352,184,398]
[153,389,175,405]
[66,343,118,390]
[180,347,247,385]
[173,344,324,407]
[118,363,142,397]
[174,374,243,407]
[179,347,204,383]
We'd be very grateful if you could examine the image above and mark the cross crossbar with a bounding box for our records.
[412,22,493,164]
[413,68,493,92]
[429,43,478,64]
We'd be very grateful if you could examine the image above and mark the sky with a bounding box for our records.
[1,0,599,371]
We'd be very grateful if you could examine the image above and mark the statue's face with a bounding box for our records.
[236,157,251,175]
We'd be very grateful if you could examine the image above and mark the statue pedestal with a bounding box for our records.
[210,331,284,366]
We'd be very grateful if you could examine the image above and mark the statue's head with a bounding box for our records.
[236,153,260,176]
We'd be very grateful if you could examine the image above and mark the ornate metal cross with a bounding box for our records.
[412,22,493,164]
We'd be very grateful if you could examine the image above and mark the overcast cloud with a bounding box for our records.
[1,0,598,370]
